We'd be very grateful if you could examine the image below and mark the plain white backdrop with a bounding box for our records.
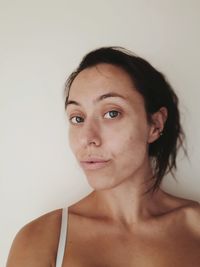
[1,0,200,265]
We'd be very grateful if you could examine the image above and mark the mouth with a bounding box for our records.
[79,160,110,170]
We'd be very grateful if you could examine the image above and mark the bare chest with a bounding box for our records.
[62,217,200,267]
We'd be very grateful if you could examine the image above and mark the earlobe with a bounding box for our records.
[147,107,168,144]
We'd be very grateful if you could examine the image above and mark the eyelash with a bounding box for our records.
[69,110,121,125]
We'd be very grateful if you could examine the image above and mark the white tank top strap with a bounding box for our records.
[55,207,68,267]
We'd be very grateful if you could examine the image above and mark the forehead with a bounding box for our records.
[71,64,132,92]
[68,63,144,106]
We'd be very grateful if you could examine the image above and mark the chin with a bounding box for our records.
[86,178,111,191]
[85,173,124,191]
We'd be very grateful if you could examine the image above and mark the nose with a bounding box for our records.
[80,117,102,147]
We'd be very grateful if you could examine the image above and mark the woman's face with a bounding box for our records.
[66,64,157,190]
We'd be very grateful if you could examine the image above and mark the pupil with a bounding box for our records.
[110,111,118,118]
[76,117,83,123]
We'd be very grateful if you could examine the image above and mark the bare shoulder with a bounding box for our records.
[158,190,200,232]
[183,200,200,236]
[6,208,62,267]
[169,193,200,236]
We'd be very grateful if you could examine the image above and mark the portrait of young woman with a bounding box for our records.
[6,47,200,267]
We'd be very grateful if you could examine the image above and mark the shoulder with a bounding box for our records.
[183,200,200,236]
[157,190,200,234]
[6,208,63,267]
[167,197,200,237]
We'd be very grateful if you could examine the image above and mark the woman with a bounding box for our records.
[6,47,200,267]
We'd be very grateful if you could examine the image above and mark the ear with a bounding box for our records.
[147,107,168,144]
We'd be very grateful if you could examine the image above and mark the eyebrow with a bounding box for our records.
[65,92,127,108]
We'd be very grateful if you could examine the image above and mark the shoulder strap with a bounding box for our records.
[55,207,68,267]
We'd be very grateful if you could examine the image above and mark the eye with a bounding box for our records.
[104,110,121,119]
[69,116,84,124]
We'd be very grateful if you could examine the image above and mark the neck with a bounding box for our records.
[90,166,165,225]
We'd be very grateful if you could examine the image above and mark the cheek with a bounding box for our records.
[68,129,78,153]
[109,125,149,164]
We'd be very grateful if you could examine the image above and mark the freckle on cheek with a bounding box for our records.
[128,136,134,142]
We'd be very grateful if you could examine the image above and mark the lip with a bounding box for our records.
[80,160,110,170]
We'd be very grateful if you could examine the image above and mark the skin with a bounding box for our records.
[6,64,200,267]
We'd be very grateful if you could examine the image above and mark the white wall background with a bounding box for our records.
[1,0,200,265]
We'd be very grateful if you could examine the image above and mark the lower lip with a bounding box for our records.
[80,161,110,170]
